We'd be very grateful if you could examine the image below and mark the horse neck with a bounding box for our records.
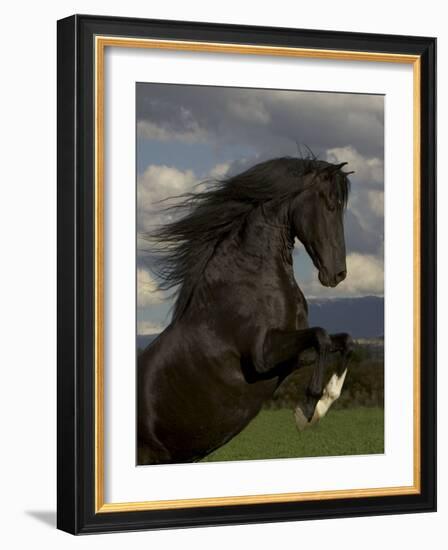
[206,202,294,278]
[244,203,293,256]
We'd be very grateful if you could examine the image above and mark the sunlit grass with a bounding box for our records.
[202,407,384,463]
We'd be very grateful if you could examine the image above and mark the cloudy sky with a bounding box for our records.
[136,83,384,335]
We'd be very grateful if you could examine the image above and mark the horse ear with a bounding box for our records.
[322,162,347,179]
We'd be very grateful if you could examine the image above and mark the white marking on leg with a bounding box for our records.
[314,368,347,421]
[294,369,348,431]
[326,368,348,400]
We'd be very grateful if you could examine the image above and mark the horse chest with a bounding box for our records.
[258,280,305,329]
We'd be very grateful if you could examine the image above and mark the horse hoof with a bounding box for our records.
[294,406,310,431]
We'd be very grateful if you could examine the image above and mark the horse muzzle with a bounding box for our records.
[318,269,347,287]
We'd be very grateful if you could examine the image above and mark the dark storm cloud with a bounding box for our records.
[136,83,384,159]
[136,83,384,306]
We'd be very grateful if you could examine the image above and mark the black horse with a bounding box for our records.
[138,156,354,465]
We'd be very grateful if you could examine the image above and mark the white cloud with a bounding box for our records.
[367,190,384,217]
[138,164,196,206]
[208,162,230,179]
[302,253,384,298]
[137,320,166,335]
[348,189,384,238]
[326,146,383,185]
[137,268,165,306]
[137,162,235,235]
[342,253,384,295]
[137,164,197,233]
[137,118,208,144]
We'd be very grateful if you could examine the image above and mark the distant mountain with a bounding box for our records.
[308,296,384,338]
[137,296,384,350]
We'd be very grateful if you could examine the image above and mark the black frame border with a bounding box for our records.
[57,14,436,534]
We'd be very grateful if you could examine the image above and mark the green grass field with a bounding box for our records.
[202,407,384,463]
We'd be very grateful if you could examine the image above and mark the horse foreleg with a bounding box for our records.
[329,332,354,375]
[294,332,353,431]
[257,327,332,422]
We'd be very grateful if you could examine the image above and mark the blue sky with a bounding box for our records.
[136,84,384,335]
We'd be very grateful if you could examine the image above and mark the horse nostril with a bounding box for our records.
[337,270,347,282]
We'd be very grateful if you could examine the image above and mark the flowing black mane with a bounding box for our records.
[145,156,351,321]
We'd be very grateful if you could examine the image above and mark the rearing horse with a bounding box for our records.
[138,156,354,465]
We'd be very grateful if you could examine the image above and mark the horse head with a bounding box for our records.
[290,161,352,288]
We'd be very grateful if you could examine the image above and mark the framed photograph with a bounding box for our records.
[57,14,436,534]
